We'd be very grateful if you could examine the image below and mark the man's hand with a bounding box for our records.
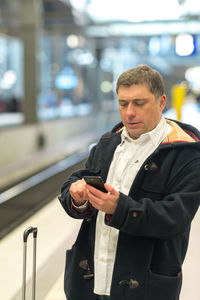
[86,183,119,214]
[69,179,88,206]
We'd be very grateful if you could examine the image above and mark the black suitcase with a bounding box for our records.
[22,226,38,300]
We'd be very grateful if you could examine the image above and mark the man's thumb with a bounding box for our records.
[104,183,116,194]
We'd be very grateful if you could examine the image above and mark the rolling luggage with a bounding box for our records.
[22,226,38,300]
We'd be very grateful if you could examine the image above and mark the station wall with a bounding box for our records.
[0,111,120,169]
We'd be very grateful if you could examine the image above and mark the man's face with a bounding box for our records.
[118,84,166,139]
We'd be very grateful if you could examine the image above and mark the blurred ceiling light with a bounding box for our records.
[75,51,94,65]
[101,81,112,93]
[86,0,180,22]
[0,70,17,90]
[68,0,200,24]
[180,0,200,15]
[185,66,200,89]
[175,33,194,56]
[66,34,79,48]
[55,73,78,90]
[100,58,113,72]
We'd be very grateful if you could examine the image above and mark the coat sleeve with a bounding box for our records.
[105,158,200,239]
[58,145,98,219]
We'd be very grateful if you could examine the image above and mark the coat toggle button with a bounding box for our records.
[86,218,93,223]
[79,259,94,280]
[144,162,158,171]
[119,278,139,289]
[132,212,138,218]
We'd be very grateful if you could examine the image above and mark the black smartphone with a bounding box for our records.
[83,176,107,193]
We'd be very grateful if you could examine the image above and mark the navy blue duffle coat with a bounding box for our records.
[59,119,200,300]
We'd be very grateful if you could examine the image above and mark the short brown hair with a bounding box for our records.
[116,64,165,99]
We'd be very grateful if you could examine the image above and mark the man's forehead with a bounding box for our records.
[118,84,153,97]
[117,83,152,93]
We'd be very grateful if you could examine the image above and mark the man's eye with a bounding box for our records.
[135,101,145,106]
[120,102,127,107]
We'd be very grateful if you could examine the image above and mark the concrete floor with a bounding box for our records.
[0,197,81,300]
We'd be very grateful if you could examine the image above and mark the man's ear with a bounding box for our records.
[160,94,166,111]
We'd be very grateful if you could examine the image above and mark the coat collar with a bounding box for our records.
[162,120,198,144]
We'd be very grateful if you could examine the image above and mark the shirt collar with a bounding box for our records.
[121,116,168,146]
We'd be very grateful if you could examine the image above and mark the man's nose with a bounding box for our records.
[126,103,136,117]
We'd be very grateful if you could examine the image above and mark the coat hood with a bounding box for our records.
[112,118,200,145]
[162,120,199,144]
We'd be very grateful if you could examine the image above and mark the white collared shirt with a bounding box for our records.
[94,117,172,296]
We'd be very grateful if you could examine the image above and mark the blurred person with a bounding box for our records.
[59,65,200,300]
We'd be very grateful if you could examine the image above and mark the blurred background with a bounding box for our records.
[1,1,200,300]
[0,0,200,157]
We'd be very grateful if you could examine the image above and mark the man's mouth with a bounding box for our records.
[127,121,140,126]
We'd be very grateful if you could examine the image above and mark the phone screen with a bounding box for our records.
[83,176,107,193]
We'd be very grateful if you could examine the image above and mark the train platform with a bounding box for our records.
[0,128,104,191]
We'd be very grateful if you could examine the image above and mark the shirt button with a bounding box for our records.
[115,183,120,189]
[132,212,138,218]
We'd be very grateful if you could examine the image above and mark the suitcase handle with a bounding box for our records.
[23,226,38,243]
[22,226,38,300]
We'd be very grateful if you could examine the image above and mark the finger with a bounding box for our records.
[85,184,107,197]
[70,187,82,201]
[104,183,118,194]
[86,188,99,203]
[87,194,102,210]
[82,178,87,184]
[70,180,87,201]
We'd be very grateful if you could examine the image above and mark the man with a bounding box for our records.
[59,65,200,300]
